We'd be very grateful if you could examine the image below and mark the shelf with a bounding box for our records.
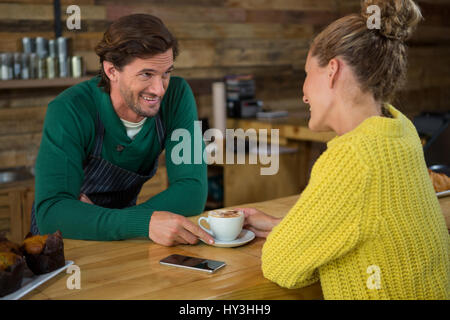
[0,76,93,89]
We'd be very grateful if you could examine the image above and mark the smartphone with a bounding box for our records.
[159,254,226,273]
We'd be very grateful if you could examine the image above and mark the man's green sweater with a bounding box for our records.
[34,76,207,240]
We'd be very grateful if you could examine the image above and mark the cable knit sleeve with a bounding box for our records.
[261,141,370,289]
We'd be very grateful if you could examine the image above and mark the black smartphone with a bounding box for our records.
[159,254,226,273]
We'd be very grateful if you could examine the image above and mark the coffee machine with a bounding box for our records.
[225,74,262,118]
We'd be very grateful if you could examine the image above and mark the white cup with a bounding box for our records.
[198,209,244,241]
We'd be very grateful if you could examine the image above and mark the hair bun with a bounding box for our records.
[361,0,423,41]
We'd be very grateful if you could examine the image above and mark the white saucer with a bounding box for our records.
[201,229,256,248]
[436,190,450,198]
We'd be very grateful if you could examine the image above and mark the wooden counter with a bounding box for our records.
[22,195,323,300]
[21,194,449,300]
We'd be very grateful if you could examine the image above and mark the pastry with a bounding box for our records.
[21,230,65,275]
[0,236,25,297]
[0,235,22,255]
[428,170,450,193]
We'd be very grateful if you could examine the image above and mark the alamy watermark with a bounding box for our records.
[66,264,81,290]
[366,265,382,290]
[170,121,280,176]
[66,5,81,30]
[366,4,381,30]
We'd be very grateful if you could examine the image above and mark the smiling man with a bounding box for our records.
[31,14,214,246]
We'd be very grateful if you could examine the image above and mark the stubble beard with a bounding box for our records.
[120,86,160,118]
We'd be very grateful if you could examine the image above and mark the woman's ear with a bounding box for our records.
[103,61,118,82]
[327,58,340,89]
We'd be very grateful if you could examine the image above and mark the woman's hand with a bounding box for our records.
[236,207,282,238]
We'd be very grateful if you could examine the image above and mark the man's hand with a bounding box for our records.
[149,211,215,246]
[79,193,94,204]
[236,207,282,238]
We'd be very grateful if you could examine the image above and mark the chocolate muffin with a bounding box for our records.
[21,230,65,275]
[0,235,22,255]
[0,235,25,297]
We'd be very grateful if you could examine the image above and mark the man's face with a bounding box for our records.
[116,49,174,118]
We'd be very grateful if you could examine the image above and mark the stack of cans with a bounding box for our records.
[0,36,85,80]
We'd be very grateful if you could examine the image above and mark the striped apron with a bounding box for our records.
[30,112,166,235]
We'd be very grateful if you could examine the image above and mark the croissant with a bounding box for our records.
[428,170,450,193]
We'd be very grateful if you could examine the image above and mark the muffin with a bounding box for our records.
[0,235,22,255]
[21,230,65,275]
[0,236,25,297]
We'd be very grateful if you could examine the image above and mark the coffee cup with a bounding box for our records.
[198,209,244,241]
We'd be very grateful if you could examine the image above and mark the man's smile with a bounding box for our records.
[140,94,160,106]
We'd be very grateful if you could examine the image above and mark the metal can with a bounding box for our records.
[57,37,69,77]
[0,53,6,80]
[0,53,14,80]
[37,57,47,79]
[13,52,22,79]
[66,56,72,77]
[21,53,30,79]
[22,37,36,54]
[36,37,49,58]
[58,55,70,78]
[46,56,58,79]
[57,37,68,57]
[71,56,83,78]
[49,39,57,58]
[29,53,38,79]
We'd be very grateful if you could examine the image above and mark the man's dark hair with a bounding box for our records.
[95,14,179,93]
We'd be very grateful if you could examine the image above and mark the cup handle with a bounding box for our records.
[198,217,214,236]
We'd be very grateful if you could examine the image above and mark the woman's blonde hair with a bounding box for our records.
[311,0,423,103]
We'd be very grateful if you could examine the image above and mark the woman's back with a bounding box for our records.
[318,105,449,299]
[262,105,449,299]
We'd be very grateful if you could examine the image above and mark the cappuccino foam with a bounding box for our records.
[210,210,241,218]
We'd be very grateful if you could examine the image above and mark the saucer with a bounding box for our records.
[201,229,256,248]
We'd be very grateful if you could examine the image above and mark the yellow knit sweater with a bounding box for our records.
[262,105,450,300]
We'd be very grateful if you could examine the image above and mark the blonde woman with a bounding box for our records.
[240,0,449,299]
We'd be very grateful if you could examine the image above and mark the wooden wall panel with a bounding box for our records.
[106,5,247,22]
[225,0,338,11]
[0,0,449,171]
[0,3,105,20]
[167,22,314,40]
[0,106,46,135]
